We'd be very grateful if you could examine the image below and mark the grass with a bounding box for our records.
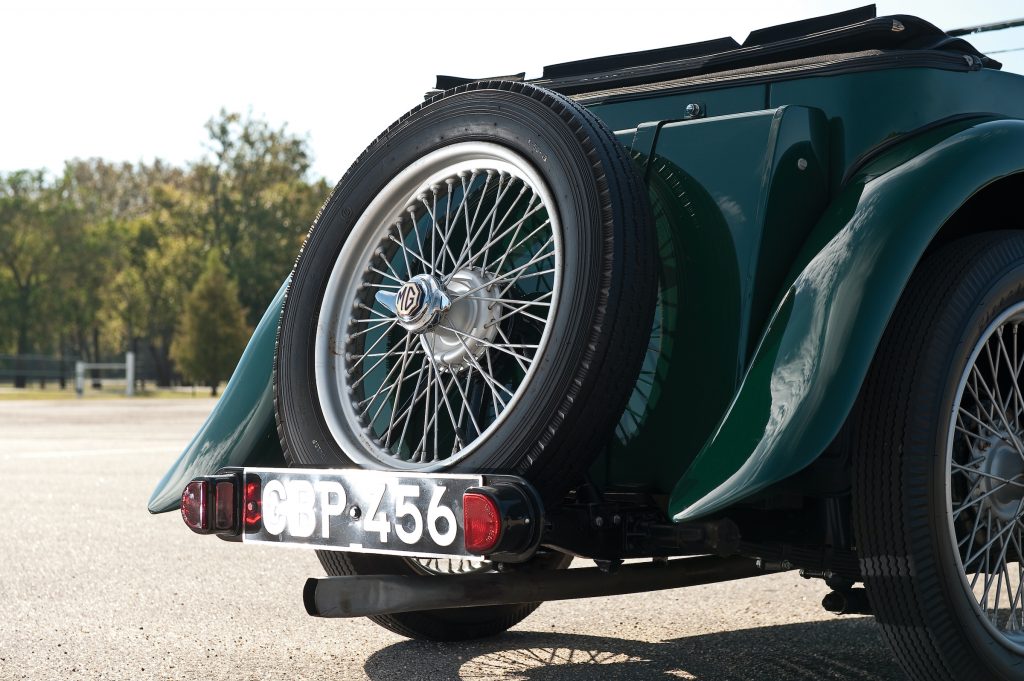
[0,384,219,400]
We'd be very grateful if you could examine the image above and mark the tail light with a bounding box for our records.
[180,470,244,536]
[181,480,207,531]
[243,475,262,530]
[463,492,502,553]
[462,481,543,561]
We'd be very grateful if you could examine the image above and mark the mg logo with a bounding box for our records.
[396,282,424,319]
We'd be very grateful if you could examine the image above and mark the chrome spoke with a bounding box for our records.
[436,323,537,365]
[358,338,416,410]
[472,295,552,307]
[956,422,992,448]
[952,462,1024,488]
[347,317,394,340]
[450,249,557,304]
[449,170,491,276]
[362,342,419,415]
[392,357,429,450]
[449,171,516,275]
[970,366,1024,457]
[443,362,483,439]
[404,206,429,275]
[961,494,989,549]
[482,348,509,414]
[488,303,550,327]
[486,213,551,274]
[486,189,535,274]
[494,325,530,374]
[455,332,513,404]
[456,197,546,275]
[383,340,419,448]
[388,234,434,274]
[348,320,399,362]
[954,481,1017,520]
[350,340,408,390]
[959,405,1011,441]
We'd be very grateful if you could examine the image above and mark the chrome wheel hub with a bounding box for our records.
[974,435,1024,523]
[375,268,501,370]
[420,268,500,372]
[379,273,452,332]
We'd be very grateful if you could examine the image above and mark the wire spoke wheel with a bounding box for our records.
[853,233,1024,680]
[948,303,1024,650]
[276,82,657,641]
[315,143,561,470]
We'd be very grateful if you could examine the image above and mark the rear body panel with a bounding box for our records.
[589,66,1024,509]
[150,14,1024,523]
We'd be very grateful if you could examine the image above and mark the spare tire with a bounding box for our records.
[275,80,657,505]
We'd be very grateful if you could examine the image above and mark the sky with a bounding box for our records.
[2,0,1023,182]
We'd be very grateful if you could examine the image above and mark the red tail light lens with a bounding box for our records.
[244,478,262,530]
[463,491,501,554]
[181,480,207,532]
[214,481,235,530]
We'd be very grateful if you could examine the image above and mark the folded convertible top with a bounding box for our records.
[435,5,998,96]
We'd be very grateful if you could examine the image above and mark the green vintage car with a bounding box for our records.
[151,6,1024,679]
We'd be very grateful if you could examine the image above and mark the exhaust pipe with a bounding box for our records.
[304,555,765,618]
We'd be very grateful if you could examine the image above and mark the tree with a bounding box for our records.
[195,110,328,326]
[170,252,249,396]
[0,171,68,385]
[0,111,328,390]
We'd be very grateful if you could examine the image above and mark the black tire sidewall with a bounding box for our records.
[276,84,655,504]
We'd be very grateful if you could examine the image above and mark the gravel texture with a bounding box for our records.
[0,399,906,680]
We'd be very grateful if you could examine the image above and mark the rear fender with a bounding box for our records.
[147,280,287,514]
[671,117,1024,521]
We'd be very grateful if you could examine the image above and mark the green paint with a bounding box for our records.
[671,118,1024,520]
[607,106,829,493]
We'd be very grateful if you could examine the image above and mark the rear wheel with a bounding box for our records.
[318,550,572,641]
[853,232,1024,680]
[275,82,656,640]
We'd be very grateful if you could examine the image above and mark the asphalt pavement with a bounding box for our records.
[0,399,906,680]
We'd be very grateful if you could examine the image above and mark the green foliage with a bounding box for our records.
[0,170,67,358]
[0,111,328,386]
[170,252,250,396]
[192,110,329,326]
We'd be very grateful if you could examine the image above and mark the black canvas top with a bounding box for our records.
[434,6,998,95]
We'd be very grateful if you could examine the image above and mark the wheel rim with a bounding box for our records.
[315,142,562,470]
[408,557,490,576]
[946,302,1024,651]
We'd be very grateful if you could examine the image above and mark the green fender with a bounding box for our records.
[671,117,1024,522]
[147,280,287,513]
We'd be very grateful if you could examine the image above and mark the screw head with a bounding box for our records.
[349,505,362,520]
[684,103,702,119]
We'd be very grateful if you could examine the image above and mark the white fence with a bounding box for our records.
[75,352,135,397]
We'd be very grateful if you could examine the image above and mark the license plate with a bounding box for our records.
[243,467,482,559]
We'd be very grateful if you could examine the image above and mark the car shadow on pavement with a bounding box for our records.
[364,618,905,680]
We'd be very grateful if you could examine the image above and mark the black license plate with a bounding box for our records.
[243,467,482,558]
